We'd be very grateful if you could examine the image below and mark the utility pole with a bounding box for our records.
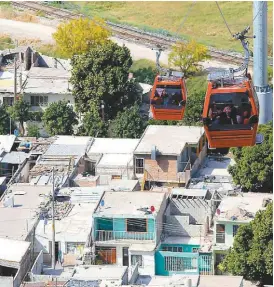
[13,40,18,104]
[253,1,272,124]
[51,168,56,269]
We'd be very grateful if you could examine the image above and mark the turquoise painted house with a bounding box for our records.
[155,243,212,276]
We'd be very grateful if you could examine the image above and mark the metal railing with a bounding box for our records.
[96,230,155,241]
[216,232,225,243]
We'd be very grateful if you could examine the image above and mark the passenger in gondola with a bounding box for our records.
[230,105,238,124]
[223,106,233,124]
[208,102,218,120]
[162,89,169,107]
[243,110,250,124]
[151,90,162,105]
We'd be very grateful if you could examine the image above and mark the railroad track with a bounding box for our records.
[12,1,273,67]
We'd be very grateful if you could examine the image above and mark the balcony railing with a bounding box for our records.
[216,232,225,243]
[96,230,155,241]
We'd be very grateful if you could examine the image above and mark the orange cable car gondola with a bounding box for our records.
[149,49,187,121]
[202,27,259,149]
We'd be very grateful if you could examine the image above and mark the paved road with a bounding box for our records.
[0,18,241,73]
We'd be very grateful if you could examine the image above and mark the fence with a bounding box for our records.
[96,230,155,241]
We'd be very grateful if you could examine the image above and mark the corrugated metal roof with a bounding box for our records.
[1,151,28,164]
[44,144,86,156]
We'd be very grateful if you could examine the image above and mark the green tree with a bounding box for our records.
[110,104,147,138]
[228,122,273,192]
[132,67,157,85]
[0,104,13,134]
[8,97,30,136]
[147,119,178,126]
[53,17,110,58]
[168,40,210,76]
[42,100,78,136]
[78,106,108,137]
[219,202,273,284]
[27,123,40,138]
[71,41,140,119]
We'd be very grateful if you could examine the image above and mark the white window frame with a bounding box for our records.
[31,95,48,107]
[131,254,143,267]
[135,158,144,174]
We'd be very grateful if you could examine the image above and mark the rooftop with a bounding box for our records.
[198,275,243,287]
[0,237,30,264]
[36,201,100,243]
[134,125,204,155]
[0,135,16,154]
[53,136,92,146]
[0,151,29,164]
[196,155,235,178]
[23,67,71,94]
[94,191,166,217]
[216,192,272,222]
[171,188,208,198]
[72,265,127,281]
[0,184,51,240]
[88,138,139,155]
[97,153,133,167]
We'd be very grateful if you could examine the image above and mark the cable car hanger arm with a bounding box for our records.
[208,26,255,81]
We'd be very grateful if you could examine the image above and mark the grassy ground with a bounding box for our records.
[56,1,273,53]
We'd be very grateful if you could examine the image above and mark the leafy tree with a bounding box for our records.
[182,76,207,126]
[0,104,13,135]
[132,67,157,85]
[27,123,40,138]
[8,97,30,136]
[53,17,110,58]
[78,106,108,137]
[71,41,140,119]
[219,202,273,285]
[110,104,147,138]
[147,119,178,126]
[228,122,273,192]
[168,40,210,76]
[42,100,78,136]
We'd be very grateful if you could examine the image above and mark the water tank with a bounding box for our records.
[185,278,192,287]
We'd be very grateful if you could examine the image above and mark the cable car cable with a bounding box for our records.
[215,1,234,38]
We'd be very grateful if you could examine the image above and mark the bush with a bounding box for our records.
[27,124,40,138]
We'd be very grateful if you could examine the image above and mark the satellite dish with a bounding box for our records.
[151,206,155,212]
[100,199,105,207]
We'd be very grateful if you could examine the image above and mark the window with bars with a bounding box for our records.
[127,218,147,232]
[164,256,184,271]
[233,225,239,237]
[216,224,225,243]
[162,246,183,252]
[192,248,199,253]
[3,97,14,106]
[135,158,144,174]
[131,255,143,267]
[31,95,48,106]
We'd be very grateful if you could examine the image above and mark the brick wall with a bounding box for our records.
[145,156,178,182]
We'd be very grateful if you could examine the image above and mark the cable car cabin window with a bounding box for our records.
[207,92,253,131]
[151,85,183,109]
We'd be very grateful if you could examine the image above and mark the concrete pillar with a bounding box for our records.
[253,1,273,124]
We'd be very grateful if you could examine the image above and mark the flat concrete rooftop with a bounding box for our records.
[216,192,272,222]
[88,138,139,155]
[94,191,166,217]
[0,184,51,240]
[72,265,127,280]
[134,125,204,155]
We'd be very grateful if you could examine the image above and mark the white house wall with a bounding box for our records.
[23,93,75,111]
[129,250,155,276]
